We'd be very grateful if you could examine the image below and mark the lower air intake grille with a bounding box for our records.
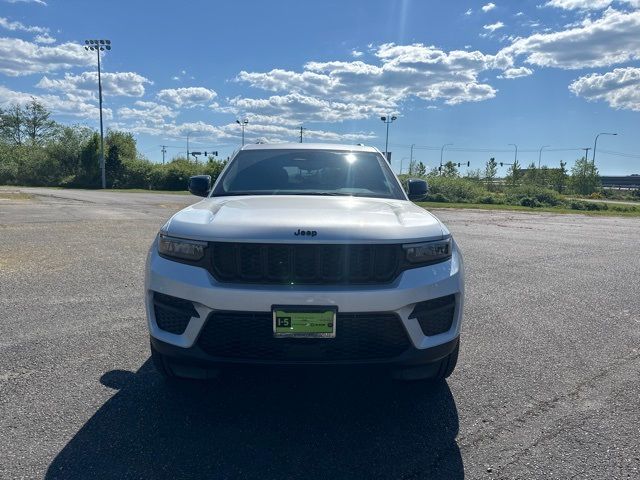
[153,292,199,335]
[410,294,456,336]
[197,311,410,361]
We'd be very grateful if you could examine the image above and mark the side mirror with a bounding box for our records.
[188,175,212,197]
[407,178,428,201]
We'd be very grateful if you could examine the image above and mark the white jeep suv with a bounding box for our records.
[145,143,464,381]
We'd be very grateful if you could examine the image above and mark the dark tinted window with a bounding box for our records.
[212,149,406,200]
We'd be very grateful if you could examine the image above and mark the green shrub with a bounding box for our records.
[425,193,450,203]
[425,177,486,203]
[519,197,541,208]
[570,201,608,211]
[477,194,503,204]
[506,185,563,207]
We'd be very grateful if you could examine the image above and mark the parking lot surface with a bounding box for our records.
[1,188,639,479]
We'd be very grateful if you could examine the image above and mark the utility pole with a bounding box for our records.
[582,147,591,162]
[299,126,307,143]
[161,145,167,164]
[186,132,191,160]
[84,39,112,189]
[409,144,414,172]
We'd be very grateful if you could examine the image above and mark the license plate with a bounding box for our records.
[272,306,336,338]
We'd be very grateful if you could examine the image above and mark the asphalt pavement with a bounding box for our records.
[1,187,639,479]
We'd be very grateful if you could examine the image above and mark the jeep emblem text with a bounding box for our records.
[294,229,317,237]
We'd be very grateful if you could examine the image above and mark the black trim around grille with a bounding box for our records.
[153,292,199,335]
[197,311,411,361]
[410,294,456,336]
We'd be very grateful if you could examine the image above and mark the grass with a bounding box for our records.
[0,191,34,201]
[417,201,640,217]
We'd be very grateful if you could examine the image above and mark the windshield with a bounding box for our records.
[211,149,406,200]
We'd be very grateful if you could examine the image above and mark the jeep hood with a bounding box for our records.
[162,195,448,243]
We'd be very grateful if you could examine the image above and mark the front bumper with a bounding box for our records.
[144,238,464,366]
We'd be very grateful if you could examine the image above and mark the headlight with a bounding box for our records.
[403,237,452,264]
[158,234,206,261]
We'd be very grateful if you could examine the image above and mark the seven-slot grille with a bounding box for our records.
[210,243,401,285]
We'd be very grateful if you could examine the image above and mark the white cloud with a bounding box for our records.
[233,42,501,127]
[483,21,505,32]
[351,49,363,57]
[465,8,473,15]
[569,67,640,110]
[3,0,47,5]
[156,87,217,107]
[0,85,111,119]
[545,0,640,10]
[482,3,496,12]
[117,101,177,123]
[34,33,55,44]
[0,37,93,76]
[497,66,534,79]
[0,16,48,33]
[500,8,640,69]
[37,71,152,97]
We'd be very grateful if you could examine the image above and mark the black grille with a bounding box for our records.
[210,243,401,285]
[197,311,411,361]
[410,295,456,336]
[153,292,199,335]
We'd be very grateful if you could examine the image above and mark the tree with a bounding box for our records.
[506,159,522,187]
[484,157,498,190]
[441,161,459,177]
[415,161,427,177]
[23,98,56,145]
[0,104,25,145]
[105,130,137,187]
[77,133,101,187]
[552,160,568,193]
[523,162,538,185]
[571,157,600,195]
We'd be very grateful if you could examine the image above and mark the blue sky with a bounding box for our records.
[1,0,639,175]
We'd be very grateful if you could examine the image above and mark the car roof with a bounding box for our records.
[240,142,379,153]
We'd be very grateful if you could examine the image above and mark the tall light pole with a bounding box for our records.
[236,119,248,146]
[186,131,193,160]
[380,114,397,161]
[538,145,550,169]
[299,126,307,143]
[508,143,518,165]
[440,143,453,174]
[84,39,111,189]
[593,132,617,167]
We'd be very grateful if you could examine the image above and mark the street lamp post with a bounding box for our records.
[538,145,550,169]
[186,131,194,160]
[84,39,111,189]
[592,132,617,167]
[380,114,397,161]
[440,143,453,174]
[236,119,249,146]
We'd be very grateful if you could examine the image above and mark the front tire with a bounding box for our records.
[150,341,178,380]
[393,341,460,382]
[150,340,221,381]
